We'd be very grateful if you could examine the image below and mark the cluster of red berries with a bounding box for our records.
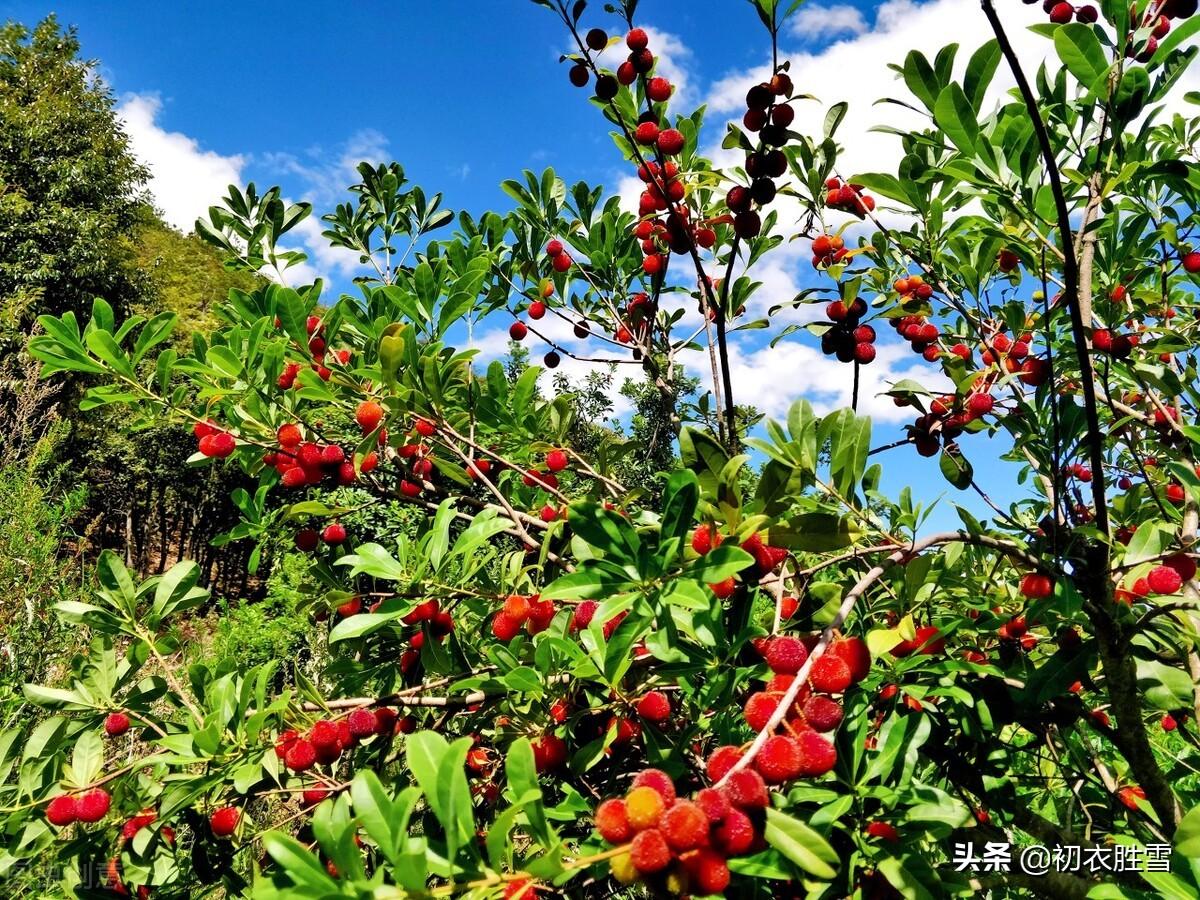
[397,603,455,673]
[45,787,112,827]
[1032,0,1099,25]
[720,72,794,240]
[820,298,876,364]
[275,315,350,387]
[1121,554,1194,600]
[736,634,871,780]
[823,177,876,218]
[594,769,743,894]
[492,593,558,641]
[635,166,717,272]
[1121,1,1191,61]
[810,233,846,268]
[1092,327,1137,359]
[269,428,358,490]
[193,419,236,458]
[891,320,941,363]
[901,389,995,457]
[275,707,400,773]
[569,599,628,638]
[691,526,789,598]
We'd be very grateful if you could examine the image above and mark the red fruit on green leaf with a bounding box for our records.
[210,806,240,837]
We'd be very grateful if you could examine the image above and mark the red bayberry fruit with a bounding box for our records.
[585,27,607,50]
[662,799,708,850]
[802,695,844,732]
[632,768,677,805]
[713,807,755,855]
[630,828,671,873]
[657,128,684,156]
[796,731,837,776]
[830,636,871,682]
[706,745,743,781]
[76,788,112,823]
[571,600,598,632]
[723,769,769,809]
[626,27,649,50]
[595,798,633,843]
[1148,565,1183,595]
[634,121,659,145]
[492,611,522,641]
[646,77,672,102]
[636,690,671,722]
[509,321,528,341]
[743,692,780,731]
[210,806,240,837]
[347,708,377,738]
[765,635,808,674]
[321,522,347,546]
[531,734,567,772]
[277,423,302,448]
[1019,573,1054,599]
[104,712,131,737]
[46,795,78,826]
[756,734,803,783]
[809,653,851,692]
[625,785,666,830]
[545,449,569,472]
[865,821,900,842]
[1183,251,1200,273]
[285,739,317,772]
[355,401,383,432]
[1118,785,1147,810]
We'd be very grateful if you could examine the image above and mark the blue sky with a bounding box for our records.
[5,0,1112,532]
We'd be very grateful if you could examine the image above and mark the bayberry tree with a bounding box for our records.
[7,0,1200,896]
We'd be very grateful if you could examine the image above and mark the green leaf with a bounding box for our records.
[152,561,205,622]
[70,730,104,786]
[333,543,408,581]
[506,738,554,847]
[772,513,858,552]
[660,470,699,545]
[1176,806,1200,857]
[763,808,838,879]
[328,610,409,643]
[963,39,1001,110]
[566,503,639,558]
[933,83,979,154]
[685,545,755,583]
[262,831,340,891]
[1053,23,1110,91]
[1155,14,1200,63]
[939,448,973,490]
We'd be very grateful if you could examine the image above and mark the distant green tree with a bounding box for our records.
[131,209,260,341]
[0,15,149,349]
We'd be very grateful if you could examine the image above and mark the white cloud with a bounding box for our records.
[261,129,391,209]
[790,4,867,39]
[117,93,245,232]
[689,336,948,425]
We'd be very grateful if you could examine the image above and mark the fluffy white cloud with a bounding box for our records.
[261,129,390,209]
[789,4,867,39]
[685,335,948,425]
[117,93,245,232]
